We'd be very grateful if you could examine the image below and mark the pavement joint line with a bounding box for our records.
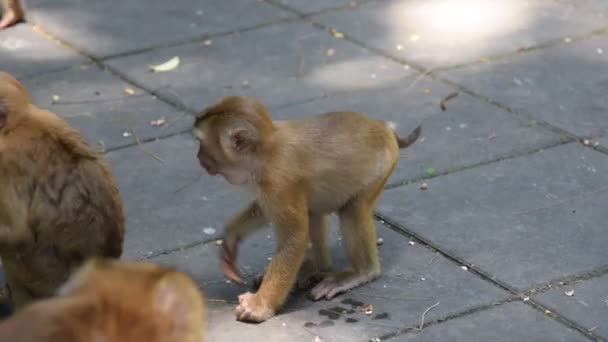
[524,299,605,341]
[385,138,574,189]
[375,297,518,341]
[99,15,303,62]
[135,237,219,261]
[375,216,603,341]
[523,265,608,297]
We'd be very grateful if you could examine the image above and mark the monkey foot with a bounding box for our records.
[310,270,380,301]
[235,292,274,323]
[0,9,23,29]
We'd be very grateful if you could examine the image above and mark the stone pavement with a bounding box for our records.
[2,0,608,340]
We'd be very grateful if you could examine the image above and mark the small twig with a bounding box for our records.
[440,92,459,111]
[173,174,202,194]
[130,128,165,164]
[418,302,440,331]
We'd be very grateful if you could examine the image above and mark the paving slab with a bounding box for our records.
[396,302,587,342]
[0,23,86,78]
[104,134,243,259]
[553,0,608,17]
[106,21,414,112]
[20,65,191,150]
[535,274,608,340]
[26,0,293,58]
[311,0,607,68]
[377,143,608,290]
[439,34,608,138]
[149,222,507,342]
[274,77,565,186]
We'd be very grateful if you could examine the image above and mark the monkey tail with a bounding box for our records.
[387,122,421,149]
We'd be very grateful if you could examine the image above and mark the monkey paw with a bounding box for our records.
[235,292,274,323]
[310,271,379,301]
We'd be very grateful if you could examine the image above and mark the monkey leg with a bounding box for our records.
[221,201,268,283]
[235,205,309,322]
[310,198,382,301]
[0,0,24,29]
[297,214,331,289]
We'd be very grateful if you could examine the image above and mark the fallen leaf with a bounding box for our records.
[150,117,166,127]
[203,227,216,235]
[330,29,344,39]
[148,56,181,72]
[326,48,335,56]
[124,88,136,96]
[564,289,575,297]
[425,167,437,177]
[440,92,459,111]
[359,304,373,315]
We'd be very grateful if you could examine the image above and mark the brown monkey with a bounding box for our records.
[192,96,421,322]
[0,0,24,29]
[0,259,207,342]
[0,71,124,311]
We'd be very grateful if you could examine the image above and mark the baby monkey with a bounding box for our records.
[193,96,420,322]
[0,259,207,342]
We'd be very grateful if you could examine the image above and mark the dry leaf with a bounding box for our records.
[148,56,180,72]
[203,227,216,235]
[124,88,135,96]
[150,117,166,127]
[359,304,373,315]
[330,29,344,38]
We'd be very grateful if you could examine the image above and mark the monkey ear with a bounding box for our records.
[228,127,257,152]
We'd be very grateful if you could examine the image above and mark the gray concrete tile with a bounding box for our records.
[377,143,608,290]
[105,134,242,259]
[106,21,414,112]
[598,136,608,148]
[553,0,608,17]
[439,34,608,138]
[0,24,86,78]
[535,274,608,339]
[26,0,293,57]
[312,0,606,68]
[396,302,587,342]
[274,77,565,186]
[20,66,191,150]
[150,223,507,342]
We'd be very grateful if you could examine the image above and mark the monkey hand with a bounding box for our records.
[220,237,243,283]
[235,292,274,323]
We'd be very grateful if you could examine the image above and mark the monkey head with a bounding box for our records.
[192,96,275,185]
